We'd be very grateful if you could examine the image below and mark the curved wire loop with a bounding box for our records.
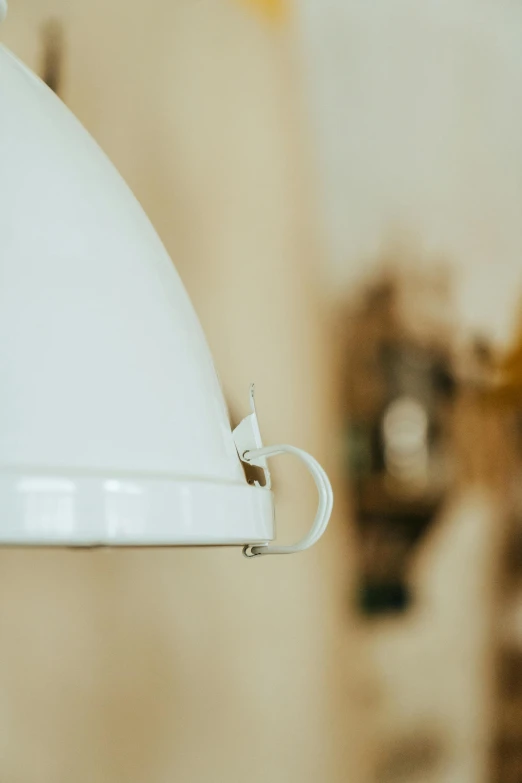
[242,444,333,557]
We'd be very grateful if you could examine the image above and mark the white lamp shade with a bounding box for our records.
[0,45,275,547]
[0,38,334,557]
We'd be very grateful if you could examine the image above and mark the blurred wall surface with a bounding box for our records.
[299,0,522,348]
[0,2,368,783]
[296,2,522,783]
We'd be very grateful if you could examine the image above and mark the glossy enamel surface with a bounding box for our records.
[0,45,274,546]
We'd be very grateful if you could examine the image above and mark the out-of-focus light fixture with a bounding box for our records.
[0,3,332,556]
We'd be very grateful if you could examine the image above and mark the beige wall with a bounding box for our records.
[297,3,522,781]
[300,0,522,348]
[0,2,368,783]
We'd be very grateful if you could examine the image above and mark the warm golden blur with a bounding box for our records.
[1,1,522,782]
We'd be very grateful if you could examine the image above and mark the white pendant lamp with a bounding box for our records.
[0,4,332,556]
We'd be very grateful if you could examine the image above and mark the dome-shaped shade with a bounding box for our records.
[0,45,274,546]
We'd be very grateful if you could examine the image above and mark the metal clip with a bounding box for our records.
[233,386,333,558]
[232,384,271,490]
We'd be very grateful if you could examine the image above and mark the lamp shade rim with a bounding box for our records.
[0,469,274,547]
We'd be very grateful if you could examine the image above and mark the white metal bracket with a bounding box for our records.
[233,385,333,558]
[232,384,272,490]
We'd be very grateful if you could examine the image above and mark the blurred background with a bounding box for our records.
[2,0,522,781]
